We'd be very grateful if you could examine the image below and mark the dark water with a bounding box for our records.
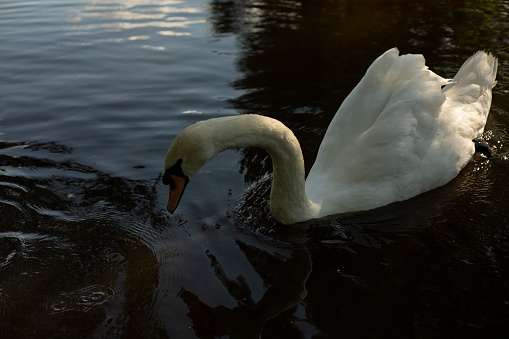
[1,0,509,338]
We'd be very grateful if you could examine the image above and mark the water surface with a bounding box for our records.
[1,0,509,337]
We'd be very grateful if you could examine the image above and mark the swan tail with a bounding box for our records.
[443,51,498,139]
[443,51,498,102]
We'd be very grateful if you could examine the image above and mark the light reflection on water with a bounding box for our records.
[1,0,509,337]
[65,0,206,50]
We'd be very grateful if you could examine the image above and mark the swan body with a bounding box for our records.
[163,48,497,225]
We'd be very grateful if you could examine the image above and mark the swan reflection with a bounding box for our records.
[180,246,312,338]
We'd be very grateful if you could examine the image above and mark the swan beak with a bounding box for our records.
[167,175,187,213]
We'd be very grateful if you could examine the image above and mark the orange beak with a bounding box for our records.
[167,174,187,213]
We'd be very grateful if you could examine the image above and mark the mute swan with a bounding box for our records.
[163,48,497,225]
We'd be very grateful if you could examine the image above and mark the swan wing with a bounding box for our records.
[307,48,444,188]
[312,48,445,156]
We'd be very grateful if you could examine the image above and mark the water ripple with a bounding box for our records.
[0,198,31,219]
[47,285,117,313]
[67,0,204,38]
[0,181,31,218]
[0,232,61,259]
[0,181,29,193]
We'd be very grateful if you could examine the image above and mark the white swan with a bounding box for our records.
[163,48,497,225]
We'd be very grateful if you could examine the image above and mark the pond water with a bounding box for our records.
[1,0,509,338]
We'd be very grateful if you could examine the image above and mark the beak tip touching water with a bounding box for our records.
[167,198,179,213]
[167,204,175,214]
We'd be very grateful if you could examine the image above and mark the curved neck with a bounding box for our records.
[208,115,318,224]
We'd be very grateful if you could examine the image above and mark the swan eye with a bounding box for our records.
[162,158,187,189]
[162,170,172,186]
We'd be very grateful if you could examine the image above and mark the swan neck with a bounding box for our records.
[212,115,317,224]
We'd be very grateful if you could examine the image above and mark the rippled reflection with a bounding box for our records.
[67,0,206,46]
[0,140,166,337]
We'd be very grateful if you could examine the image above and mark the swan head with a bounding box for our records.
[162,121,217,213]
